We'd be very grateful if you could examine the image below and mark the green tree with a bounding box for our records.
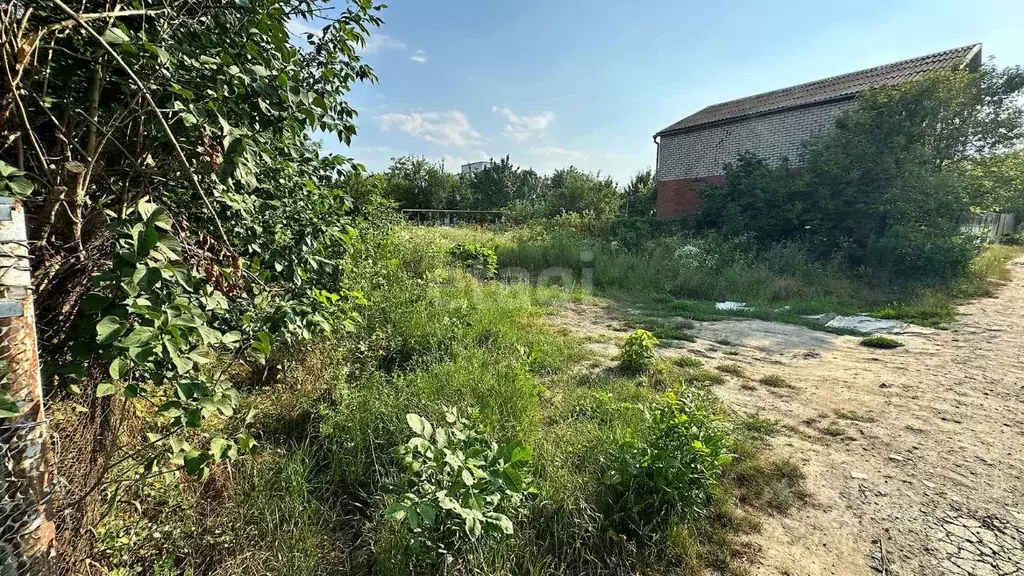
[464,156,543,210]
[1,0,388,553]
[384,156,465,210]
[544,167,622,221]
[622,168,657,217]
[956,149,1024,218]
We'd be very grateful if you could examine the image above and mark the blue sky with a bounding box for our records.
[300,0,1024,184]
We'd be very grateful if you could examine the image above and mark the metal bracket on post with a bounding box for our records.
[0,196,54,574]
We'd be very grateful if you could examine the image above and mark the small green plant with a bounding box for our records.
[605,385,734,532]
[383,409,535,555]
[757,373,791,388]
[673,355,703,369]
[450,243,498,278]
[616,329,660,373]
[859,335,904,349]
[716,363,746,377]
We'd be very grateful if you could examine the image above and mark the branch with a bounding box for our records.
[48,0,232,250]
[38,9,165,37]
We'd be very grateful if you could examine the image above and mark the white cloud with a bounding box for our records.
[373,111,483,147]
[492,107,556,142]
[362,34,406,54]
[410,49,428,63]
[526,146,588,163]
[287,18,323,38]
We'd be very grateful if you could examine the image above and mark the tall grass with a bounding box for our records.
[99,223,805,576]
[415,224,1022,327]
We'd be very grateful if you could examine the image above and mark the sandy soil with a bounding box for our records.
[548,262,1024,576]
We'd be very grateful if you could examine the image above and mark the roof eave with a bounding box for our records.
[654,93,860,138]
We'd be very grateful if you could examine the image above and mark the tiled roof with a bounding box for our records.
[655,44,983,136]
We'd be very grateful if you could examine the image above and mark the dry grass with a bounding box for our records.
[757,373,792,389]
[716,363,746,377]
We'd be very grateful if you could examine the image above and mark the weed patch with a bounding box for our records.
[757,374,793,389]
[860,335,904,349]
[833,409,877,423]
[716,363,746,378]
[673,355,704,369]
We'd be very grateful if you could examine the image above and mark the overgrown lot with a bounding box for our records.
[96,229,803,575]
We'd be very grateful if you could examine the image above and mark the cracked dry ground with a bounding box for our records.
[548,262,1024,576]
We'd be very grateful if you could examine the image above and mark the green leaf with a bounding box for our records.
[509,444,532,464]
[119,326,157,349]
[101,27,131,44]
[461,468,474,486]
[236,434,256,453]
[143,205,174,231]
[384,503,408,521]
[500,468,524,492]
[172,356,195,375]
[81,292,112,313]
[184,407,203,428]
[6,177,34,197]
[108,358,127,380]
[406,413,432,438]
[0,389,20,418]
[183,450,211,476]
[96,382,116,397]
[157,401,183,418]
[0,160,18,178]
[416,503,437,526]
[486,513,514,535]
[96,316,124,344]
[210,436,237,461]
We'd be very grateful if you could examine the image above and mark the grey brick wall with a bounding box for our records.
[656,99,856,181]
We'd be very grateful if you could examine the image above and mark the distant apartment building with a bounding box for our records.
[460,161,495,175]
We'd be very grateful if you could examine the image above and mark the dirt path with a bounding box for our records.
[549,262,1024,576]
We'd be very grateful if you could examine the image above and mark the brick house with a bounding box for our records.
[653,44,983,218]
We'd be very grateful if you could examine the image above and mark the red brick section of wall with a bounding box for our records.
[655,175,725,218]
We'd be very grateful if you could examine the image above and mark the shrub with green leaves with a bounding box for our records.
[860,335,905,349]
[616,329,659,373]
[450,243,499,278]
[604,385,734,533]
[383,409,535,556]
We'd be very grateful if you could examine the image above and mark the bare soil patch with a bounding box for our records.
[549,262,1024,575]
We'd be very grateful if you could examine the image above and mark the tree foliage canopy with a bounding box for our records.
[1,0,385,494]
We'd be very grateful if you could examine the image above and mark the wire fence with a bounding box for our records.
[0,197,54,575]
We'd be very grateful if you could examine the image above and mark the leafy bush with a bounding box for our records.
[604,385,734,532]
[859,335,904,349]
[616,329,660,373]
[449,243,498,278]
[383,409,535,555]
